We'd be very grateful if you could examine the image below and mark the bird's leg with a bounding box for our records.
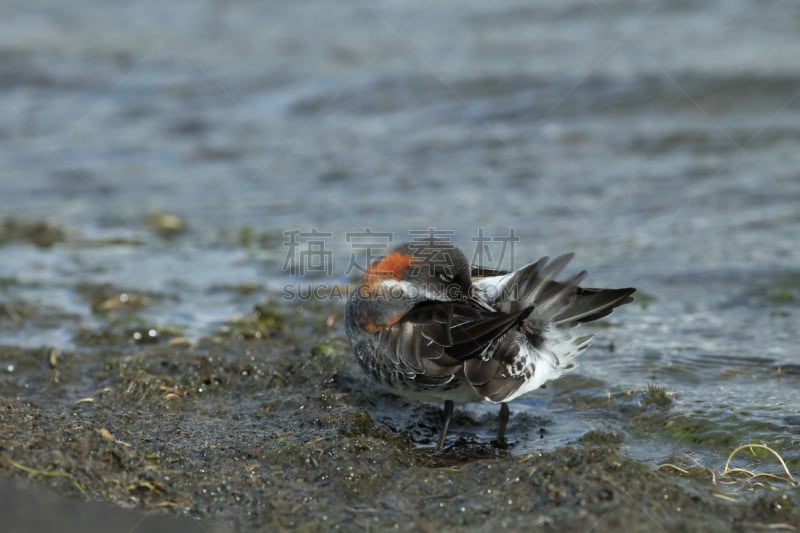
[437,400,454,451]
[496,402,510,445]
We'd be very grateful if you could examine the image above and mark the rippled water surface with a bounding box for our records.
[2,0,799,472]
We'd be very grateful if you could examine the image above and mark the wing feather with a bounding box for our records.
[379,300,530,385]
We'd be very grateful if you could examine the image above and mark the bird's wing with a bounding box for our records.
[415,300,530,360]
[379,300,529,385]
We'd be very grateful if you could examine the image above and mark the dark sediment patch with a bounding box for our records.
[0,300,797,531]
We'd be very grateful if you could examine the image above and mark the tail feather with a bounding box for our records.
[530,269,588,320]
[552,287,636,326]
[502,254,635,326]
[504,253,574,306]
[464,255,636,404]
[526,253,575,305]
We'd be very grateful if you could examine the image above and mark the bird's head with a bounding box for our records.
[360,241,472,303]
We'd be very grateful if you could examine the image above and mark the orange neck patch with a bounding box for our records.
[364,251,415,283]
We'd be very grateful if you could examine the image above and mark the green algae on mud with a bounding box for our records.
[0,300,798,531]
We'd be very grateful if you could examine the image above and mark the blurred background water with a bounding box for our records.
[1,0,799,468]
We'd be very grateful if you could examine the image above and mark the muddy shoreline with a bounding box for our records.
[1,298,797,532]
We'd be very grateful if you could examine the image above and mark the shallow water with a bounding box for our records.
[2,0,799,479]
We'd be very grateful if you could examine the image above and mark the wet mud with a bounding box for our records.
[1,296,797,531]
